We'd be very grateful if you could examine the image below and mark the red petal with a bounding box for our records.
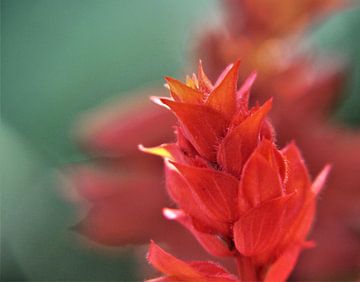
[282,197,316,246]
[147,241,202,279]
[160,98,227,161]
[175,126,198,157]
[217,99,272,177]
[264,244,302,282]
[163,209,234,257]
[281,142,311,196]
[234,194,296,257]
[171,162,239,223]
[206,60,240,119]
[165,77,204,104]
[238,140,284,210]
[164,162,229,235]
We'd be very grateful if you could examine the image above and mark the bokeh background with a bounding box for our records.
[1,0,359,281]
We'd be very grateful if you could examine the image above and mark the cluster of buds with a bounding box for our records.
[141,60,329,281]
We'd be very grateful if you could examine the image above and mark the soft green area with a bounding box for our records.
[1,0,219,164]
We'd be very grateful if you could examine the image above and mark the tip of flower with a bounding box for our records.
[163,76,174,83]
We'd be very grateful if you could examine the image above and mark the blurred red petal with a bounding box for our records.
[76,91,175,156]
[147,242,202,279]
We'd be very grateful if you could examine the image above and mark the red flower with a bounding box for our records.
[143,61,329,281]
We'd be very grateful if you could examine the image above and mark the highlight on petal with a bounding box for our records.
[312,164,331,196]
[139,143,186,163]
[206,60,241,119]
[234,193,296,257]
[160,98,227,161]
[171,162,239,223]
[165,76,204,104]
[217,99,273,177]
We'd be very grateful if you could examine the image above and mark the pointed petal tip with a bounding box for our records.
[139,144,174,159]
[164,76,177,85]
[150,96,169,108]
[312,164,332,195]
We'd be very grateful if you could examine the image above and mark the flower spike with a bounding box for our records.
[143,60,329,282]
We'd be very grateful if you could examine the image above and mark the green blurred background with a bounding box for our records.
[1,0,359,281]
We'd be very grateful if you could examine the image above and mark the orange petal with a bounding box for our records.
[197,60,214,93]
[171,162,239,223]
[206,60,240,119]
[165,77,204,104]
[160,98,227,161]
[217,99,272,177]
[234,193,296,257]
